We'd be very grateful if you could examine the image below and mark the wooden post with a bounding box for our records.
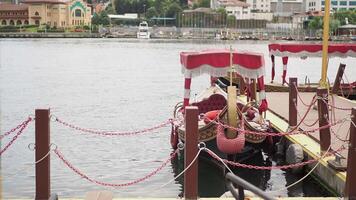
[35,109,50,200]
[345,108,356,199]
[239,76,246,96]
[251,79,257,102]
[289,77,298,127]
[331,63,346,94]
[184,106,199,200]
[317,88,331,153]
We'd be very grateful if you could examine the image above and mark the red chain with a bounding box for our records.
[293,100,319,127]
[205,146,345,170]
[55,117,176,136]
[207,118,344,137]
[0,117,33,140]
[0,117,32,156]
[54,148,178,187]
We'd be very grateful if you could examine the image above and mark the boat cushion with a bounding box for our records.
[191,94,226,114]
[203,110,221,124]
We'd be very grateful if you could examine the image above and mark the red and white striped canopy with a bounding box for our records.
[180,49,265,79]
[269,43,356,58]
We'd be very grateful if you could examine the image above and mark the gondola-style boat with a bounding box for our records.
[171,49,274,160]
[265,43,356,99]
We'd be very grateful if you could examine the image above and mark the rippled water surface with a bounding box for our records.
[1,38,355,198]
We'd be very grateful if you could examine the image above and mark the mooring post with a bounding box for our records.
[184,106,199,200]
[289,77,298,128]
[331,63,346,94]
[345,107,356,199]
[251,79,257,102]
[35,109,50,200]
[317,88,331,153]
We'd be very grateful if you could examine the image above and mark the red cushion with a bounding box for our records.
[204,110,221,124]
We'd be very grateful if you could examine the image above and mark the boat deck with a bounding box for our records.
[268,92,355,158]
[243,92,356,195]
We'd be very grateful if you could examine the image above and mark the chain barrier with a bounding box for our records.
[5,143,54,178]
[54,147,178,187]
[203,144,344,171]
[0,117,34,140]
[0,117,33,156]
[293,83,316,107]
[205,116,346,137]
[293,98,319,128]
[54,116,179,136]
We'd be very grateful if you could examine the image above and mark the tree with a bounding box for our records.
[146,7,158,19]
[308,16,322,30]
[166,2,182,17]
[91,13,100,25]
[330,19,341,35]
[333,10,356,25]
[99,11,110,25]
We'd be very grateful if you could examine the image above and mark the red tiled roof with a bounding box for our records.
[0,3,29,11]
[21,0,68,4]
[218,0,250,7]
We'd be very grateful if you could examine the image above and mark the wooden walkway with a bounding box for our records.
[267,92,355,159]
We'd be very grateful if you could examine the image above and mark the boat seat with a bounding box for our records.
[191,94,227,114]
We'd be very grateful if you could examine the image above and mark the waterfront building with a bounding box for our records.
[271,0,304,16]
[246,0,271,12]
[211,0,251,19]
[305,0,356,11]
[0,3,29,26]
[0,0,91,27]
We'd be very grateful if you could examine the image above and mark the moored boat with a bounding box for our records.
[137,21,150,39]
[171,49,275,161]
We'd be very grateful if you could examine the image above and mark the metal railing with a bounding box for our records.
[225,172,277,200]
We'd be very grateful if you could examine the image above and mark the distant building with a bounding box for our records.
[337,24,356,35]
[246,0,271,12]
[0,0,91,27]
[0,3,29,26]
[271,0,304,16]
[211,0,251,19]
[305,0,356,11]
[291,10,322,29]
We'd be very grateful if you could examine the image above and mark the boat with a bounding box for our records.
[137,21,150,39]
[171,49,275,161]
[267,43,356,99]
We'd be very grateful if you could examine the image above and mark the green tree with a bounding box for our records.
[166,2,182,17]
[146,7,158,19]
[92,13,100,25]
[330,19,341,35]
[308,16,322,30]
[333,10,356,25]
[227,15,236,27]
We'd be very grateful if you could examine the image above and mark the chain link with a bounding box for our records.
[204,145,345,170]
[0,117,32,156]
[54,148,178,187]
[55,116,179,136]
[0,117,33,140]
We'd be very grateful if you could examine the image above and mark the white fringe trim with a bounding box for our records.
[283,64,287,70]
[259,90,266,101]
[269,49,356,58]
[182,64,265,79]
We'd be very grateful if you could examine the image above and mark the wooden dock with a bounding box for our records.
[236,90,356,196]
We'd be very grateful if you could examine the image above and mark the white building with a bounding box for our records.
[271,0,304,16]
[305,0,356,11]
[246,0,271,12]
[211,0,251,19]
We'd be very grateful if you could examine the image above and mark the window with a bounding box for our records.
[1,20,6,25]
[339,1,347,5]
[24,20,29,25]
[331,1,337,5]
[35,11,39,16]
[35,20,40,25]
[16,20,22,25]
[322,1,325,5]
[350,1,356,5]
[75,9,81,17]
